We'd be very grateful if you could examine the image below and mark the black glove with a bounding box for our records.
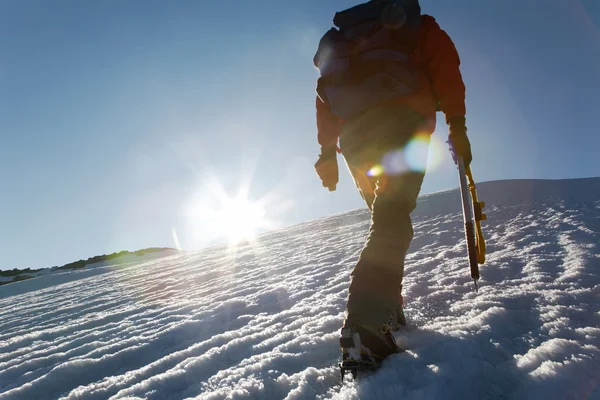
[314,146,338,191]
[447,117,472,167]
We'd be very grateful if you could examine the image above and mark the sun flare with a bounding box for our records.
[188,185,271,248]
[214,195,266,244]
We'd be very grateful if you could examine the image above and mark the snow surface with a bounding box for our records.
[1,178,599,400]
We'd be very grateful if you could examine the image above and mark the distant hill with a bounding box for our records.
[0,247,179,286]
[51,247,178,271]
[0,267,42,278]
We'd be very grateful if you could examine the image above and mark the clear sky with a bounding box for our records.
[1,0,599,270]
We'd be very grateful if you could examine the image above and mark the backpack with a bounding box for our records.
[314,0,422,119]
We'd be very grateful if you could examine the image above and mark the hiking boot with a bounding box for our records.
[387,294,407,331]
[388,304,407,332]
[339,323,401,366]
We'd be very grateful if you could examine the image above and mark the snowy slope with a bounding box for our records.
[0,178,599,400]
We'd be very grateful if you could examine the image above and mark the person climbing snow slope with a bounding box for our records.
[312,0,474,373]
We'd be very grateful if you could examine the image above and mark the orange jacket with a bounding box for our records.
[316,15,466,148]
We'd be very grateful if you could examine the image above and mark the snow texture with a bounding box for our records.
[1,178,599,400]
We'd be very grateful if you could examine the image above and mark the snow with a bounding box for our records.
[1,178,599,400]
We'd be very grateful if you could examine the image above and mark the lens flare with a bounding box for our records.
[371,132,433,177]
[367,164,385,177]
[381,149,408,175]
[404,133,430,172]
[172,228,181,251]
[425,134,446,171]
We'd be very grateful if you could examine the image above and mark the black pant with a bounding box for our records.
[340,104,428,328]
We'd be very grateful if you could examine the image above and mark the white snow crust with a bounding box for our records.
[1,178,599,400]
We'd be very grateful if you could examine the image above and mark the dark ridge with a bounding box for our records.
[52,247,178,271]
[0,267,42,277]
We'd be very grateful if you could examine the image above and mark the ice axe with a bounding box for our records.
[457,157,486,291]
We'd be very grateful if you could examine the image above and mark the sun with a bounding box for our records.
[214,195,266,245]
[187,183,271,248]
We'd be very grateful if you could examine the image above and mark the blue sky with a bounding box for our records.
[1,0,599,270]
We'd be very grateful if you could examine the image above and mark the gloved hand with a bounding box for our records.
[447,116,472,167]
[314,146,339,191]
